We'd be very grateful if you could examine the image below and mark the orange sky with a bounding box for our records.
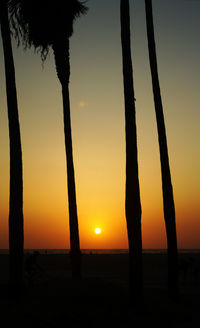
[0,0,200,249]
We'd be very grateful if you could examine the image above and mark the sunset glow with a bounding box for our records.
[0,0,199,250]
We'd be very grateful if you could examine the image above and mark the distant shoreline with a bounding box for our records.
[0,248,200,255]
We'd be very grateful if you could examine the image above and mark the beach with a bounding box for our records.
[0,252,199,327]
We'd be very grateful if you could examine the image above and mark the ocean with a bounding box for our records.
[0,249,200,255]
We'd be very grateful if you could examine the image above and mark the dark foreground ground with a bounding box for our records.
[0,253,200,327]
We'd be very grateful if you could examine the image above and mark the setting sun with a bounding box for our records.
[94,227,101,235]
[0,0,199,253]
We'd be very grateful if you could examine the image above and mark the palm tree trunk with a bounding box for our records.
[0,0,24,288]
[53,40,82,279]
[145,0,178,297]
[120,0,143,306]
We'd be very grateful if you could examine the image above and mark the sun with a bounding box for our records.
[94,227,101,234]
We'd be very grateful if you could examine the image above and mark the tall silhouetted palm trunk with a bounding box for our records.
[53,40,81,278]
[120,0,143,306]
[0,0,24,288]
[145,0,178,297]
[9,0,87,279]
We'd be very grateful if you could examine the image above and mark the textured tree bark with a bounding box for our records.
[145,0,178,297]
[0,0,24,288]
[53,40,82,279]
[120,0,143,306]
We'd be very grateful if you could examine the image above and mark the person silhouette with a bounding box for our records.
[189,257,200,285]
[25,251,43,283]
[179,258,190,284]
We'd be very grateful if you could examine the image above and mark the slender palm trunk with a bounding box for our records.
[145,0,178,297]
[53,40,81,279]
[120,0,143,306]
[0,0,24,287]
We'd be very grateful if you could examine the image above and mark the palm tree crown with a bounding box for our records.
[9,0,87,279]
[9,0,87,59]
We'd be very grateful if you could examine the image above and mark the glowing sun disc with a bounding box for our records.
[95,227,101,234]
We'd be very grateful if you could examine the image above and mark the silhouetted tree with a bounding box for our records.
[0,0,24,288]
[144,0,178,297]
[9,0,87,278]
[120,0,143,306]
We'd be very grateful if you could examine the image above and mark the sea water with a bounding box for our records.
[0,249,200,255]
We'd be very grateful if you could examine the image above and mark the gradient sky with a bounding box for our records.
[0,0,199,249]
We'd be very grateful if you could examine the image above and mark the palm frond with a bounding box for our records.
[8,0,88,61]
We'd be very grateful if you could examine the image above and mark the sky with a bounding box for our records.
[0,0,199,250]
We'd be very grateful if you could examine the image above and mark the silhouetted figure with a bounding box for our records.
[189,258,200,285]
[69,250,82,279]
[0,0,24,288]
[25,251,42,283]
[179,258,190,284]
[145,0,178,297]
[120,0,143,307]
[192,260,200,284]
[179,257,200,285]
[9,0,88,279]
